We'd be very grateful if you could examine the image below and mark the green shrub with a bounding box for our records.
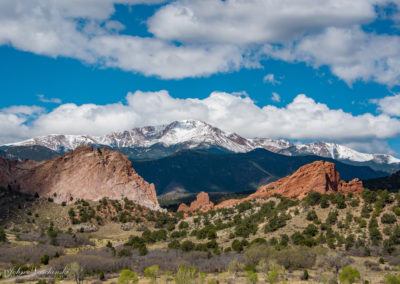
[167,222,175,231]
[264,214,288,232]
[393,206,400,216]
[326,210,339,225]
[306,210,318,222]
[345,235,355,251]
[117,248,132,258]
[168,240,181,249]
[302,269,309,280]
[350,198,360,207]
[40,254,49,265]
[117,269,139,284]
[304,191,322,206]
[361,189,377,204]
[291,232,305,246]
[382,213,397,224]
[368,216,379,229]
[335,194,347,209]
[369,227,382,246]
[320,195,329,208]
[304,224,318,237]
[339,266,360,284]
[144,264,159,284]
[138,244,148,256]
[245,270,258,284]
[175,265,199,284]
[390,225,400,245]
[232,239,244,252]
[99,270,105,281]
[178,221,189,230]
[385,274,400,284]
[250,238,267,246]
[180,240,195,252]
[361,205,371,219]
[267,268,279,284]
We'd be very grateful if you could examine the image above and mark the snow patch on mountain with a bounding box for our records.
[4,120,400,165]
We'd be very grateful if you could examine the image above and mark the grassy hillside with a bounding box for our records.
[133,149,387,194]
[1,187,400,283]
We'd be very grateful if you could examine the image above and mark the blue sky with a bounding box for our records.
[1,0,400,156]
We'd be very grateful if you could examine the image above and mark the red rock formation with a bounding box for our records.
[178,191,215,213]
[177,203,190,213]
[188,161,364,212]
[254,161,363,200]
[0,146,162,211]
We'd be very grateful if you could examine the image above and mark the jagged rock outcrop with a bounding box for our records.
[254,161,363,199]
[183,161,364,212]
[178,191,214,213]
[0,146,162,211]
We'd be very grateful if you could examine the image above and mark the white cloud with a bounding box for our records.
[1,91,400,152]
[89,36,250,78]
[1,0,400,83]
[263,26,400,86]
[37,94,62,104]
[148,0,378,44]
[271,92,281,102]
[372,94,400,116]
[1,105,44,115]
[263,74,281,85]
[0,106,44,144]
[0,0,254,79]
[343,140,398,156]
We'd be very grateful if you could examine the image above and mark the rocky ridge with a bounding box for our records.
[4,120,399,169]
[178,161,364,213]
[0,146,162,211]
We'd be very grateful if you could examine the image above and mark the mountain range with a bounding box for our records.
[2,120,399,173]
[132,149,385,195]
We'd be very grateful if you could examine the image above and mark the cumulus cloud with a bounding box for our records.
[147,0,377,44]
[0,0,252,79]
[343,140,398,156]
[263,26,400,86]
[263,74,281,85]
[372,94,400,116]
[1,91,400,152]
[1,105,44,115]
[0,105,44,144]
[1,0,400,83]
[90,36,249,78]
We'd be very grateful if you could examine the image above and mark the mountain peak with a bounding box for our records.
[2,120,399,172]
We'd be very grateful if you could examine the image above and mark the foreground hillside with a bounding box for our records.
[132,149,385,194]
[2,184,400,283]
[0,159,398,283]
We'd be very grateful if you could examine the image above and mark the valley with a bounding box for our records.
[0,149,400,283]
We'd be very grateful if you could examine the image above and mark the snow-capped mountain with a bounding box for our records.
[294,142,400,165]
[7,120,254,153]
[3,120,400,172]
